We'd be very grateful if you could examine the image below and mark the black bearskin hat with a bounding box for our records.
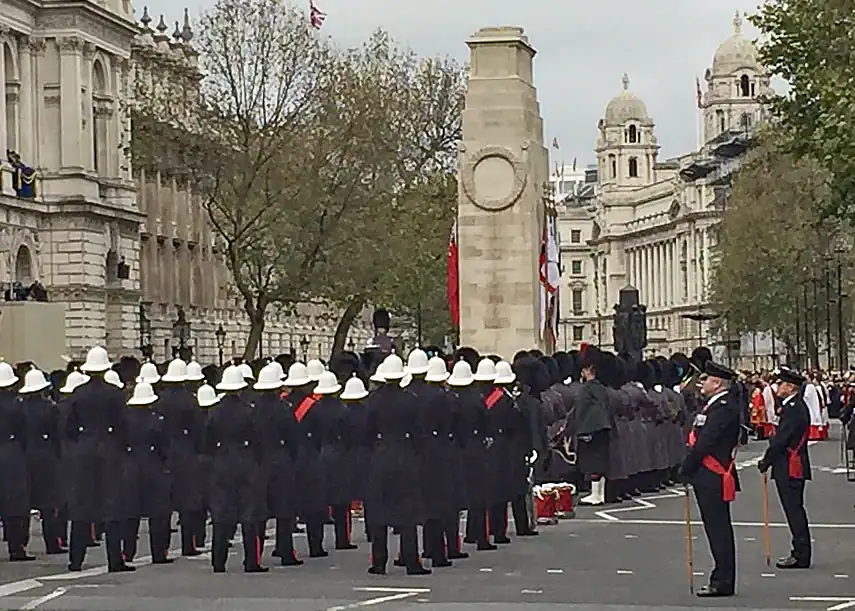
[275,353,295,371]
[649,358,664,384]
[250,358,267,377]
[513,355,551,395]
[597,351,618,388]
[372,308,391,330]
[329,352,361,383]
[529,349,545,359]
[539,355,561,385]
[577,345,602,372]
[690,347,712,371]
[116,356,141,385]
[620,353,639,382]
[512,350,531,364]
[636,360,655,388]
[669,352,691,380]
[201,364,220,386]
[454,346,480,369]
[65,360,83,373]
[487,354,502,364]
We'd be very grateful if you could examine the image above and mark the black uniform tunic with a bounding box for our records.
[253,392,299,519]
[453,385,489,509]
[364,384,424,527]
[478,385,520,504]
[63,377,130,522]
[124,406,172,519]
[20,394,62,512]
[0,392,30,518]
[287,390,329,518]
[314,395,352,507]
[158,385,205,513]
[204,394,264,524]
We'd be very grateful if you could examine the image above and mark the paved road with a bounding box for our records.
[1,425,852,611]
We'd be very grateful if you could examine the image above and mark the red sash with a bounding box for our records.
[687,427,737,502]
[295,395,319,423]
[787,429,809,479]
[484,388,504,410]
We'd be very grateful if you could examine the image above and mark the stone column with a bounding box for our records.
[701,228,709,302]
[0,40,7,153]
[457,27,549,356]
[17,36,34,162]
[58,36,84,169]
[29,38,45,169]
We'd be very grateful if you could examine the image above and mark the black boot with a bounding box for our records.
[240,522,268,573]
[211,523,232,572]
[149,517,174,564]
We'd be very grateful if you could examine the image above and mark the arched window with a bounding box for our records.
[92,60,108,174]
[740,75,750,97]
[3,42,18,151]
[14,244,32,284]
[628,157,638,178]
[716,109,726,133]
[740,113,752,131]
[609,154,616,178]
[628,124,638,143]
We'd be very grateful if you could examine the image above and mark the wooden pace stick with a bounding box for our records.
[761,471,771,566]
[683,485,695,594]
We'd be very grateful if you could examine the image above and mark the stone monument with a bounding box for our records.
[457,26,549,357]
[612,285,648,362]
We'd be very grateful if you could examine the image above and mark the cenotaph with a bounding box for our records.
[457,26,549,357]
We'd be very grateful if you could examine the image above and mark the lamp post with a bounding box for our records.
[300,335,309,361]
[215,323,226,367]
[825,255,834,369]
[172,306,192,361]
[347,338,355,352]
[138,302,153,360]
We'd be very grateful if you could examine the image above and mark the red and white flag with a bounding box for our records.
[539,214,560,343]
[695,77,703,109]
[309,0,326,28]
[447,220,460,328]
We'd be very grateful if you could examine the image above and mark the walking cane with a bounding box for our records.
[683,485,694,594]
[761,471,771,566]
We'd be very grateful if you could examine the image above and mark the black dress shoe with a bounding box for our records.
[406,565,431,575]
[309,550,329,558]
[476,543,497,551]
[696,584,734,597]
[431,559,453,568]
[244,565,269,573]
[516,530,539,537]
[776,556,810,569]
[68,564,82,572]
[280,557,304,567]
[367,566,386,575]
[46,547,68,555]
[448,551,469,559]
[108,565,136,573]
[493,536,511,544]
[10,553,36,562]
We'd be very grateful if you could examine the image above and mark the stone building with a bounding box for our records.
[556,12,772,362]
[0,1,371,364]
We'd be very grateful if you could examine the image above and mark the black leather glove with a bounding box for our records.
[757,459,770,473]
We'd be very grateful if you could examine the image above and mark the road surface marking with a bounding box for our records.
[624,534,637,539]
[761,573,776,578]
[835,575,850,579]
[692,571,704,576]
[0,580,42,598]
[21,588,67,610]
[479,568,493,572]
[521,589,543,595]
[546,569,563,574]
[575,518,855,528]
[595,497,656,520]
[790,597,855,602]
[594,510,620,521]
[616,569,633,575]
[744,537,756,541]
[326,592,421,610]
[354,588,430,594]
[828,602,855,611]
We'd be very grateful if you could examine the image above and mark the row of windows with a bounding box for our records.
[606,155,641,179]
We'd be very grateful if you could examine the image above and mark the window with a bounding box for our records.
[570,229,582,243]
[628,157,638,178]
[716,109,726,133]
[572,326,584,342]
[571,260,582,275]
[740,113,751,131]
[571,289,583,314]
[740,74,750,97]
[628,124,638,143]
[608,154,616,178]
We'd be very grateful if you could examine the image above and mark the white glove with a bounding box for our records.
[527,450,538,465]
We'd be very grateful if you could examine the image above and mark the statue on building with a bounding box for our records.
[613,285,647,362]
[6,151,37,199]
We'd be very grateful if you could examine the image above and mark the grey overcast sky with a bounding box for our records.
[143,0,764,167]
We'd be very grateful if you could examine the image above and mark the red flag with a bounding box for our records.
[696,77,703,109]
[309,0,326,28]
[447,221,460,328]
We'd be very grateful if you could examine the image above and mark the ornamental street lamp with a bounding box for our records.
[138,302,153,360]
[347,338,355,352]
[172,306,192,360]
[300,335,310,361]
[215,323,226,367]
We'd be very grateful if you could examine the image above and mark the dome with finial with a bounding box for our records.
[181,8,194,42]
[172,20,183,42]
[140,6,152,28]
[711,11,760,76]
[603,73,650,126]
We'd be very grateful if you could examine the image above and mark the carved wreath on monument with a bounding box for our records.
[461,145,527,211]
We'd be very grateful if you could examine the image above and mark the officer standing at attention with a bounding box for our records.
[758,367,812,569]
[680,361,741,598]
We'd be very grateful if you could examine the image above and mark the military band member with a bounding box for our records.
[680,361,741,598]
[758,367,812,569]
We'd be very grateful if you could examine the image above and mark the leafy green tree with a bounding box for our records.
[749,1,855,219]
[710,132,840,364]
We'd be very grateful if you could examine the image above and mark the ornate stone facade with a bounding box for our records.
[0,1,371,364]
[557,12,771,362]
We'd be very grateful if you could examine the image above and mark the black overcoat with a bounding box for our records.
[203,394,265,523]
[287,390,329,518]
[313,396,352,506]
[0,391,30,517]
[477,384,521,504]
[63,376,131,522]
[364,384,424,527]
[21,394,63,511]
[453,386,490,508]
[409,379,462,518]
[253,392,299,519]
[158,384,204,512]
[342,399,369,502]
[124,405,172,518]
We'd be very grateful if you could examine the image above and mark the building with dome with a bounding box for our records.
[557,12,774,363]
[0,1,371,366]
